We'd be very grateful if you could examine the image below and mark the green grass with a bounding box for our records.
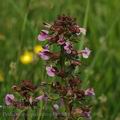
[0,0,120,119]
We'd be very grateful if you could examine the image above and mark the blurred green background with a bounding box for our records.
[0,0,120,119]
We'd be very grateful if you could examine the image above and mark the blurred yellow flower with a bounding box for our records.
[34,45,43,54]
[0,70,4,82]
[20,51,33,64]
[0,33,5,41]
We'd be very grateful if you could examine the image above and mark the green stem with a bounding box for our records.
[13,109,27,120]
[37,101,43,120]
[64,98,71,120]
[24,109,28,120]
[40,102,47,120]
[59,47,70,119]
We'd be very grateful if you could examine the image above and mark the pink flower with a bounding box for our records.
[85,88,95,96]
[81,47,91,58]
[35,94,48,102]
[81,110,91,119]
[35,95,44,101]
[57,36,65,45]
[38,30,49,41]
[5,94,15,105]
[64,42,73,54]
[46,66,57,77]
[38,45,50,60]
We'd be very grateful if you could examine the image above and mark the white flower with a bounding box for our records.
[76,27,86,36]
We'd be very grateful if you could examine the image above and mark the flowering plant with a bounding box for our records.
[5,15,95,120]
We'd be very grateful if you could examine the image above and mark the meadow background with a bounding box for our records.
[0,0,120,119]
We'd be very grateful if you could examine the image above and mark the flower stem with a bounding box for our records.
[60,47,70,119]
[24,109,28,120]
[13,109,26,120]
[37,101,43,120]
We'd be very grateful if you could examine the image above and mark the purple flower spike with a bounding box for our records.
[64,42,73,54]
[46,66,56,77]
[5,94,15,106]
[85,88,95,96]
[81,47,91,59]
[38,30,49,41]
[39,45,50,60]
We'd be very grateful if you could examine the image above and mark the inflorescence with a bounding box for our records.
[5,15,95,120]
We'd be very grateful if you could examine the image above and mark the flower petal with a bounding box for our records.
[35,95,44,101]
[46,66,56,77]
[81,47,91,58]
[38,30,49,41]
[85,88,95,96]
[5,94,15,105]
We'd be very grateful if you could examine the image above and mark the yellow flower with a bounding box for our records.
[20,51,33,64]
[34,45,43,54]
[0,70,4,82]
